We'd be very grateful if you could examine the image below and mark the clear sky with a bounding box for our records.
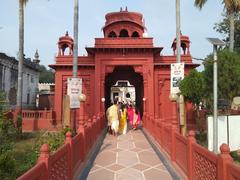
[0,0,224,68]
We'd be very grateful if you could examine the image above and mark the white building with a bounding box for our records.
[111,80,135,104]
[0,51,40,108]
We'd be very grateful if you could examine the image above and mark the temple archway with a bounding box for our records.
[105,66,144,117]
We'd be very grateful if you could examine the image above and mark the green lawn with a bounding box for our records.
[13,133,39,178]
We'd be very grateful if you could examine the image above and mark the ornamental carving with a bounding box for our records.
[105,66,115,74]
[193,151,217,180]
[49,151,69,180]
[133,65,143,74]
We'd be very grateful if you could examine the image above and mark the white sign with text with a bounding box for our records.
[67,78,82,108]
[170,63,184,94]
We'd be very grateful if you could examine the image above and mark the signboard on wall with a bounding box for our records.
[170,63,184,94]
[67,78,82,108]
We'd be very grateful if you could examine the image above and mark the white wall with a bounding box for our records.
[208,115,240,153]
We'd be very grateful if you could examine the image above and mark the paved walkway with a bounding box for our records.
[86,129,173,180]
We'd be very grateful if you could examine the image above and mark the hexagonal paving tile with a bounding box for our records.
[116,168,144,180]
[117,151,139,167]
[94,151,116,166]
[144,168,173,180]
[118,140,135,150]
[87,169,114,180]
[134,141,151,149]
[131,163,151,171]
[138,151,161,166]
[100,142,117,151]
[106,163,125,172]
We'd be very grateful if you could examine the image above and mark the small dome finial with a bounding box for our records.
[33,49,40,64]
[125,6,128,11]
[120,7,122,12]
[35,49,39,59]
[66,31,69,36]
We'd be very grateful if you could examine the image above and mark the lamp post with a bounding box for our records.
[101,97,105,115]
[78,93,86,125]
[143,97,146,114]
[207,38,225,153]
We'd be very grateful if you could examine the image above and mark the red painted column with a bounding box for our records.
[54,71,63,128]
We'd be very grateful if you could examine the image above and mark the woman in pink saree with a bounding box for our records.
[133,107,140,130]
[127,104,134,127]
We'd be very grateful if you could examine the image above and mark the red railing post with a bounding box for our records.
[217,144,233,180]
[187,130,196,180]
[65,131,73,179]
[77,121,86,161]
[87,118,92,148]
[92,116,97,143]
[171,120,177,161]
[44,108,47,119]
[38,144,50,179]
[97,114,101,135]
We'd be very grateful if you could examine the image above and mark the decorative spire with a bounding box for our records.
[66,31,69,36]
[33,49,40,64]
[125,6,128,12]
[120,7,122,12]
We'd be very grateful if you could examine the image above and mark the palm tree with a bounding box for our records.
[194,0,240,52]
[17,0,28,111]
[73,0,79,78]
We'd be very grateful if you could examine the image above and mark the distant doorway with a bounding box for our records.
[105,66,144,116]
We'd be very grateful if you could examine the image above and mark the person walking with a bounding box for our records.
[127,104,134,128]
[108,98,120,136]
[119,104,127,134]
[132,107,141,130]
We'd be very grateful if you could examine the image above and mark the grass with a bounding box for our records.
[12,133,39,178]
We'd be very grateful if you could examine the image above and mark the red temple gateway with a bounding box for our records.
[50,9,198,129]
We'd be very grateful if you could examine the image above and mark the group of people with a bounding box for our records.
[106,98,141,136]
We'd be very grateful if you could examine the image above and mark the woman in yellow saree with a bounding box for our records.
[119,104,127,134]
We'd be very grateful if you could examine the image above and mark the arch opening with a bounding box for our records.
[108,31,117,38]
[131,31,140,37]
[119,29,129,37]
[105,66,144,117]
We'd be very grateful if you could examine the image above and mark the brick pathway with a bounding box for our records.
[86,129,173,180]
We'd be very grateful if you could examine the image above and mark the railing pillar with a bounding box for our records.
[171,120,177,161]
[87,118,92,148]
[187,130,196,180]
[97,114,101,135]
[92,116,97,143]
[44,108,47,119]
[217,144,233,180]
[65,132,73,179]
[38,144,50,179]
[77,121,86,161]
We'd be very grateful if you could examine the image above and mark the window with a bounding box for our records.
[108,31,117,38]
[27,93,30,104]
[113,92,119,100]
[31,76,34,83]
[119,29,129,37]
[132,31,140,37]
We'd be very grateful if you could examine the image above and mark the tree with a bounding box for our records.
[179,69,205,129]
[39,65,55,83]
[214,12,240,53]
[17,0,28,111]
[194,0,240,52]
[73,0,79,77]
[204,49,240,105]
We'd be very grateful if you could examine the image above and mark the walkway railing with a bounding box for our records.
[18,113,106,180]
[10,108,56,131]
[143,113,240,180]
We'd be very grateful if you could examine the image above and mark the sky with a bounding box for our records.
[0,0,225,69]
